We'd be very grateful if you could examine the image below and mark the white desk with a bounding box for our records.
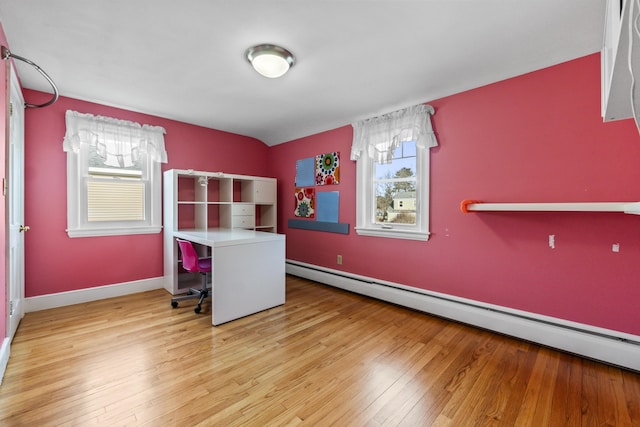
[170,228,286,325]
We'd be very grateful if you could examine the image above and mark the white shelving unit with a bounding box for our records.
[164,169,277,233]
[163,169,278,294]
[461,200,640,215]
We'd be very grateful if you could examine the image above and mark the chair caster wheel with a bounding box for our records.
[171,301,178,308]
[194,306,201,314]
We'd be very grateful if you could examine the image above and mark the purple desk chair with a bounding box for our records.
[170,238,212,314]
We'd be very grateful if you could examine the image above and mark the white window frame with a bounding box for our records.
[351,104,437,241]
[355,142,431,241]
[64,111,166,238]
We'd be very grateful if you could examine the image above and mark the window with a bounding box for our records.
[63,110,167,237]
[351,104,438,241]
[374,140,416,224]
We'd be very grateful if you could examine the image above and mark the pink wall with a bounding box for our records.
[17,52,640,337]
[23,91,269,297]
[269,54,640,336]
[0,25,9,338]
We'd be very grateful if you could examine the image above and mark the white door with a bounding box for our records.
[7,64,25,339]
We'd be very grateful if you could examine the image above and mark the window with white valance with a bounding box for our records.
[63,110,168,237]
[351,104,438,241]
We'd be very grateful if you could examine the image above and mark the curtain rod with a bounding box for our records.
[1,45,59,108]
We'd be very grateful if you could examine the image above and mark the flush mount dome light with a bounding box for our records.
[245,44,295,78]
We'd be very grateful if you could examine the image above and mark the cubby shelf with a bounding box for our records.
[163,169,278,295]
[165,169,278,232]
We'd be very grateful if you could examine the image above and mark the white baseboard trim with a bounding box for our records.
[286,260,640,372]
[25,277,166,313]
[0,338,10,385]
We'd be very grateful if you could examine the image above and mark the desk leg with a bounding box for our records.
[212,239,285,325]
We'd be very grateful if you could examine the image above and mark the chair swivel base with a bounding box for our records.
[171,287,210,314]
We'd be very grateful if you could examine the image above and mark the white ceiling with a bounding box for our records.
[0,1,606,146]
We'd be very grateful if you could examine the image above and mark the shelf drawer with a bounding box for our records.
[232,214,255,228]
[232,203,254,215]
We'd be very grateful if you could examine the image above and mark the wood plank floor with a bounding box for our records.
[1,275,639,426]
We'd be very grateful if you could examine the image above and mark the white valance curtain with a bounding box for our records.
[62,110,168,166]
[350,104,438,163]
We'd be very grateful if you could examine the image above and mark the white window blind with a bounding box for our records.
[87,180,145,222]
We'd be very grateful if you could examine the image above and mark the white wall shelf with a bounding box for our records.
[460,200,640,215]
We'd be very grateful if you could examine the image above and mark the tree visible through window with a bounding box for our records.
[374,140,417,224]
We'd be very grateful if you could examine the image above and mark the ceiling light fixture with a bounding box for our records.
[245,44,295,78]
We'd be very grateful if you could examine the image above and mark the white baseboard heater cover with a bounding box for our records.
[286,260,640,372]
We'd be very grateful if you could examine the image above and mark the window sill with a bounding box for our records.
[67,225,162,238]
[354,226,430,241]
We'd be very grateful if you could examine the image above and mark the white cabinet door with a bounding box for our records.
[253,180,275,204]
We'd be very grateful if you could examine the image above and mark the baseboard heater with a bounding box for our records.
[286,260,640,372]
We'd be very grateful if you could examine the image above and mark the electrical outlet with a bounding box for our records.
[337,255,343,265]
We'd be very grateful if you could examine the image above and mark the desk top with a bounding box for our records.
[174,228,285,247]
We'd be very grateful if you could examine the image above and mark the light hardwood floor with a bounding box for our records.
[1,275,639,426]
